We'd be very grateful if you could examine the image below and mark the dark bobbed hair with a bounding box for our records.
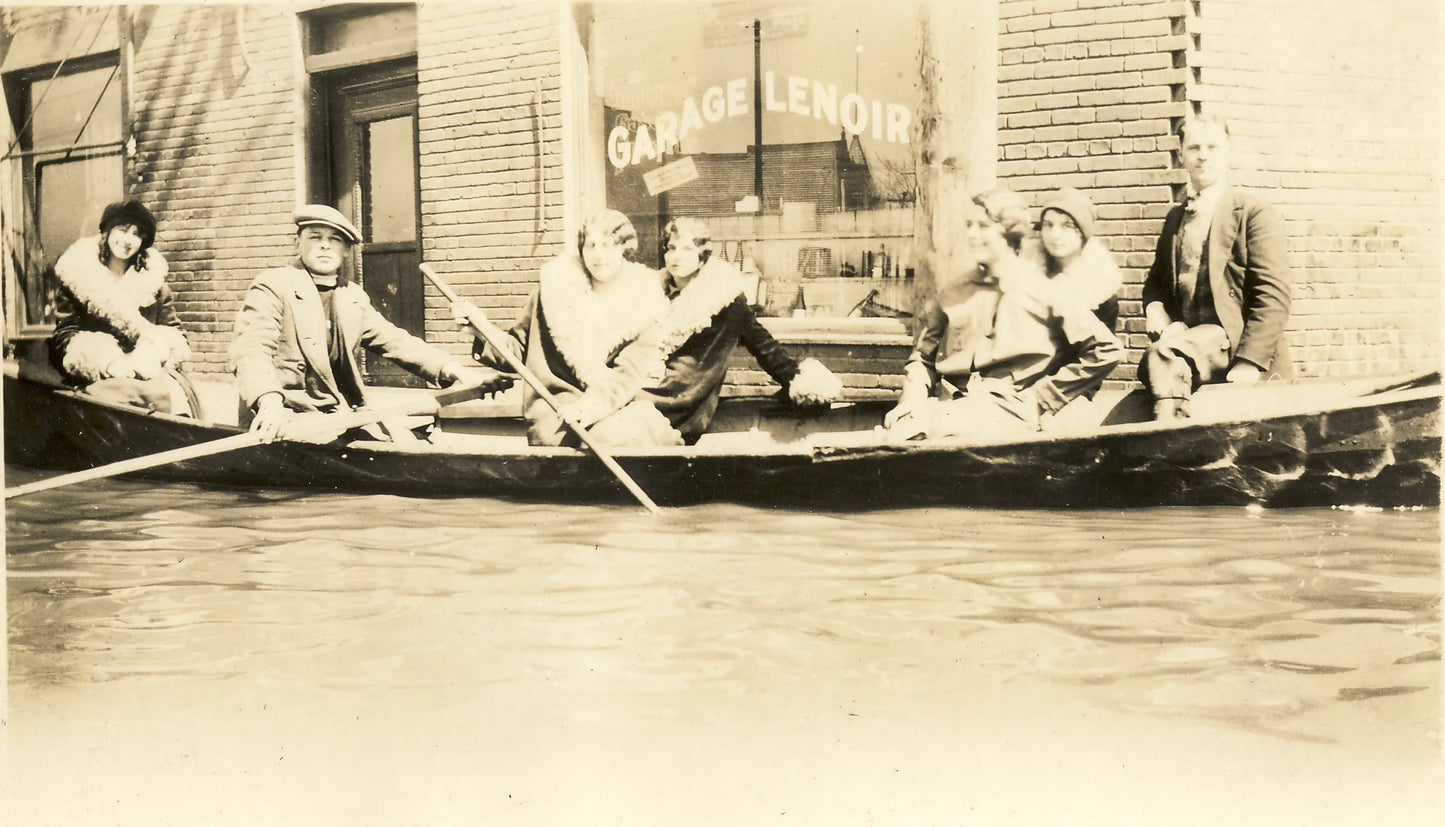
[661,217,715,266]
[97,199,157,270]
[577,209,640,261]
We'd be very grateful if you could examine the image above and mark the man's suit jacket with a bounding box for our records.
[231,262,452,420]
[1142,187,1293,378]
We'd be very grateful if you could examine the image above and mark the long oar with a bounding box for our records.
[419,262,662,514]
[4,384,471,501]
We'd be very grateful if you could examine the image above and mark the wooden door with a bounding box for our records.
[325,64,424,386]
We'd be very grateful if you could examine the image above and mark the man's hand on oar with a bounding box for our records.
[250,393,293,443]
[439,360,514,397]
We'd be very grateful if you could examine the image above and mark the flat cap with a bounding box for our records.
[292,204,362,244]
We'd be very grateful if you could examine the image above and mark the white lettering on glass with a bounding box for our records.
[701,85,726,122]
[607,73,912,169]
[840,93,866,135]
[726,78,747,118]
[764,71,787,113]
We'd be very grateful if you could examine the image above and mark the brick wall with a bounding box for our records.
[997,0,1191,386]
[12,1,1437,390]
[416,2,566,353]
[130,5,302,377]
[1189,0,1441,377]
[998,0,1440,384]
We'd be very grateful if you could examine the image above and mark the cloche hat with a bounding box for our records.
[99,200,157,246]
[1040,188,1097,243]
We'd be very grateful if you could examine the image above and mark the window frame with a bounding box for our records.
[562,1,916,339]
[3,49,126,338]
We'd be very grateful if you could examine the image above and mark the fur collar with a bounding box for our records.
[652,256,745,357]
[537,254,668,388]
[53,235,170,342]
[1021,237,1122,311]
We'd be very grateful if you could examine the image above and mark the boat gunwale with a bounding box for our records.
[5,360,1439,463]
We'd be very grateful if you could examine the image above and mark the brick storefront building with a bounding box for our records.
[2,0,1438,399]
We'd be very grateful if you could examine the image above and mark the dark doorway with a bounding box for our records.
[315,61,424,387]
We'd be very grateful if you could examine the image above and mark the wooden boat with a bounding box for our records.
[4,358,1439,508]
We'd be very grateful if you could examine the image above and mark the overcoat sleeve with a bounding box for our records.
[735,299,800,387]
[1232,200,1292,370]
[1029,301,1124,413]
[230,276,289,409]
[904,298,947,388]
[350,289,453,382]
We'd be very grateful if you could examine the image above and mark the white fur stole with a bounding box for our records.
[537,254,669,389]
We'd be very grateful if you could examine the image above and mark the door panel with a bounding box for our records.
[323,64,425,387]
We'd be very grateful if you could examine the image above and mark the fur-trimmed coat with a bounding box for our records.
[1021,237,1123,332]
[49,235,190,384]
[907,254,1122,415]
[474,254,672,433]
[630,256,802,444]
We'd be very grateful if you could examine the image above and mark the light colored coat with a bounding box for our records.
[474,254,672,444]
[231,262,452,422]
[907,256,1123,415]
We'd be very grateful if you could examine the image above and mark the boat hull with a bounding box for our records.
[5,368,1439,508]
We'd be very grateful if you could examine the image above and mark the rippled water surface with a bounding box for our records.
[5,473,1441,825]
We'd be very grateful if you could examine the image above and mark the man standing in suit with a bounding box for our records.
[231,205,508,442]
[1141,116,1293,419]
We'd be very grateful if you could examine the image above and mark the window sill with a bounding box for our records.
[757,315,911,347]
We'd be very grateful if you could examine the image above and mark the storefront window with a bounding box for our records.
[4,59,123,331]
[585,0,919,320]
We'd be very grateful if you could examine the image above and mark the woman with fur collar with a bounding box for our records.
[1024,187,1122,331]
[464,209,677,447]
[627,217,842,444]
[49,200,191,412]
[884,193,1122,441]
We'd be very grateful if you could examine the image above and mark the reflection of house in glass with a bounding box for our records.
[668,133,876,217]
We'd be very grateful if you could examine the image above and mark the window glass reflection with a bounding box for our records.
[590,0,919,319]
[366,116,418,244]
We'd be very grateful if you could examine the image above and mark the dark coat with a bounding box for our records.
[633,257,800,444]
[1142,187,1293,378]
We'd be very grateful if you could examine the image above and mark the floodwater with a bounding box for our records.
[3,474,1441,826]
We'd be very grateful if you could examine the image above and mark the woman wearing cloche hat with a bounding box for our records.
[1027,187,1123,331]
[48,199,194,413]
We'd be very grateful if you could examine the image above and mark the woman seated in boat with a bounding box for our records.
[622,217,843,444]
[48,200,194,414]
[460,209,679,447]
[1024,187,1122,331]
[883,191,1124,441]
[971,188,1032,255]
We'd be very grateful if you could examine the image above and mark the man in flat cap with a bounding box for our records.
[231,204,508,442]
